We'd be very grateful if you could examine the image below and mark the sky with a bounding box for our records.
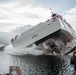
[0,0,76,32]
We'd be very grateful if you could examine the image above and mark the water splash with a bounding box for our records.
[4,44,44,55]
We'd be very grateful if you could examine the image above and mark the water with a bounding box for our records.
[0,50,75,75]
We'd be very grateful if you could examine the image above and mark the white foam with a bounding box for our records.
[4,44,44,56]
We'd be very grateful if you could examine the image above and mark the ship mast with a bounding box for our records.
[50,8,53,15]
[50,8,57,18]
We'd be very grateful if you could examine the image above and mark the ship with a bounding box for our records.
[11,12,76,53]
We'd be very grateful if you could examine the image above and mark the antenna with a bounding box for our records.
[50,8,57,17]
[50,8,53,15]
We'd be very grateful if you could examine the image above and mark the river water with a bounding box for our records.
[0,50,76,75]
